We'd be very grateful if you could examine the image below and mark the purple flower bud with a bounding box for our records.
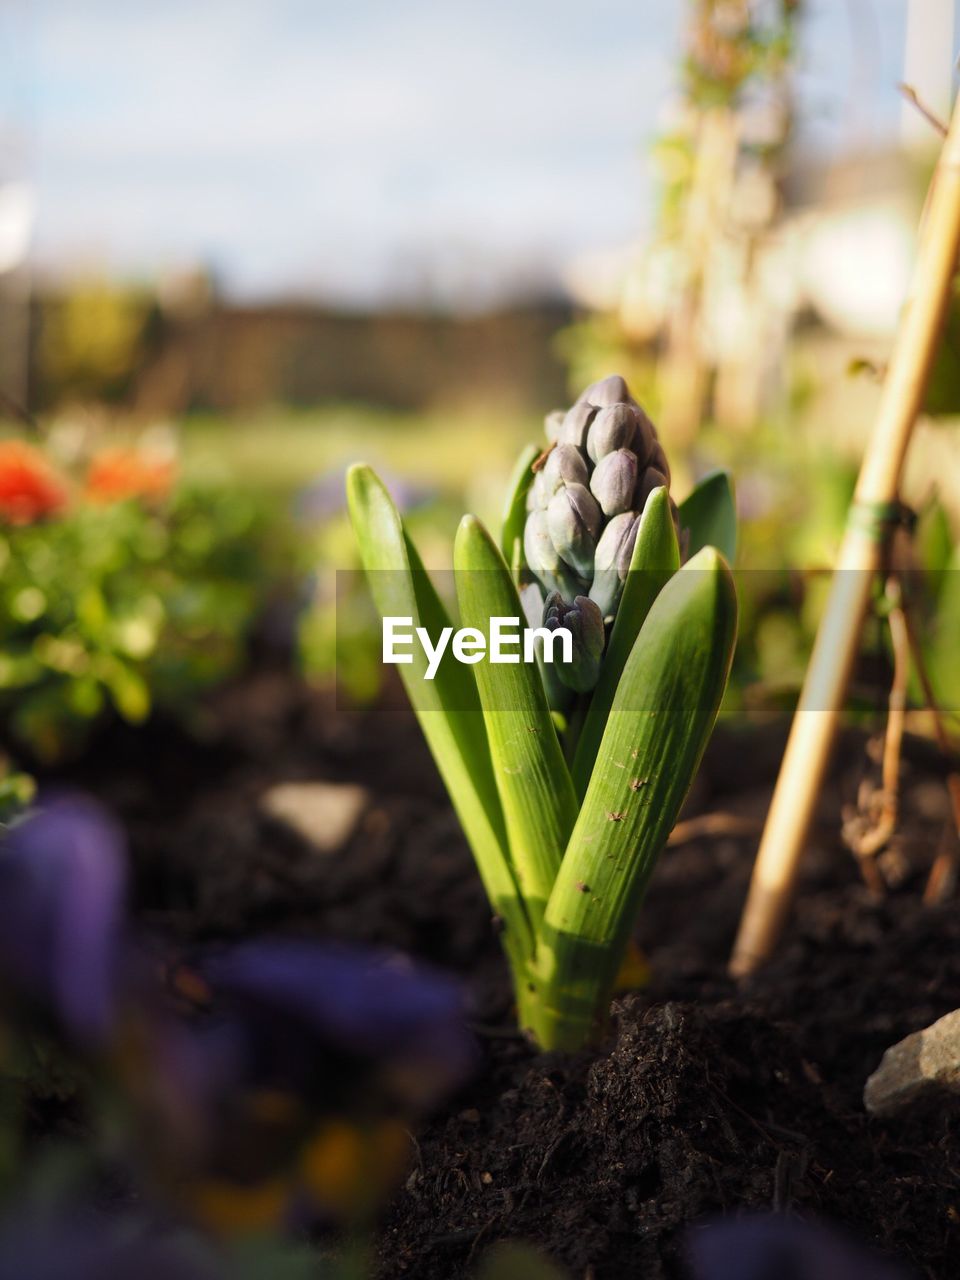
[579,374,636,408]
[633,410,657,467]
[526,470,550,512]
[594,511,641,574]
[0,794,125,1047]
[647,442,671,485]
[547,483,601,579]
[543,592,605,692]
[589,512,641,619]
[524,508,561,574]
[616,516,643,575]
[542,444,589,495]
[522,375,671,628]
[519,581,545,632]
[558,401,597,450]
[586,404,638,464]
[686,1215,908,1280]
[524,512,587,601]
[590,448,638,516]
[543,410,565,442]
[634,467,669,513]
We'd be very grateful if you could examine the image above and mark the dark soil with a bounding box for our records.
[44,671,960,1280]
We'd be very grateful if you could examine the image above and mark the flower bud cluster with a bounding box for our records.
[523,375,678,647]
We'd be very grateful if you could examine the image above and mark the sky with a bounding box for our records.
[0,0,931,306]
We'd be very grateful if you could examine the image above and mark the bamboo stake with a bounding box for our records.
[729,93,960,978]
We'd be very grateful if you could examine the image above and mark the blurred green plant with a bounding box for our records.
[924,278,960,417]
[725,437,960,728]
[902,503,960,720]
[38,283,156,405]
[298,517,383,704]
[0,482,277,761]
[298,495,464,703]
[0,765,35,826]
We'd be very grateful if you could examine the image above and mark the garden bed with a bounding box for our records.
[42,671,960,1279]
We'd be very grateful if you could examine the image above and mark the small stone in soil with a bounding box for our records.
[260,780,369,854]
[864,1007,960,1116]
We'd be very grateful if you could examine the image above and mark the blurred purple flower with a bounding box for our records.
[197,938,476,1104]
[0,1212,223,1280]
[295,465,433,524]
[125,941,475,1228]
[0,793,475,1227]
[0,794,126,1046]
[686,1215,909,1280]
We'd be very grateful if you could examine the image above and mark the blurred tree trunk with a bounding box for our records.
[659,107,739,444]
[654,0,799,442]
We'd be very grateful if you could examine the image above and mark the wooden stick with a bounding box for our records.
[729,93,960,978]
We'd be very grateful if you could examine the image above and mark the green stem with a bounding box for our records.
[532,550,738,1052]
[454,516,578,929]
[515,954,613,1051]
[561,693,589,767]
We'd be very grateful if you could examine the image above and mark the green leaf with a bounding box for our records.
[571,487,680,798]
[454,514,578,925]
[525,547,737,1049]
[102,659,151,723]
[500,443,539,570]
[914,499,954,586]
[679,470,737,564]
[346,465,532,960]
[76,586,108,638]
[921,543,960,714]
[0,770,36,824]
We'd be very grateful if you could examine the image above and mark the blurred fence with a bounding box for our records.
[29,289,574,416]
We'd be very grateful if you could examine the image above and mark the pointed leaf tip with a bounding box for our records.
[679,470,737,565]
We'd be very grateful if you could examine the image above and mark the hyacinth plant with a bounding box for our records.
[347,375,738,1051]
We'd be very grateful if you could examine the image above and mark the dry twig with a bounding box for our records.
[898,82,949,139]
[668,812,763,847]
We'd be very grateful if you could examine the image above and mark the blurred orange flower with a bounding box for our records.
[0,440,69,525]
[86,447,176,504]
